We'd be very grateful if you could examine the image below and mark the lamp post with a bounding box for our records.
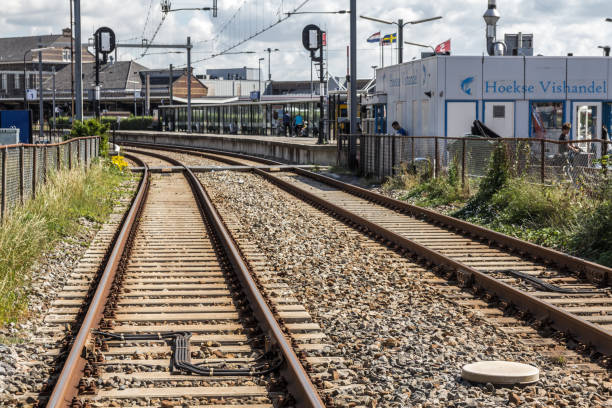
[264,48,279,81]
[404,40,436,53]
[598,45,611,56]
[23,46,55,108]
[23,45,55,142]
[258,57,265,97]
[127,80,140,116]
[360,14,442,63]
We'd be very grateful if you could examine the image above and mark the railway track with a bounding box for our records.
[119,142,612,361]
[43,152,324,407]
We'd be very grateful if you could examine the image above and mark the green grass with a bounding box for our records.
[380,142,612,267]
[0,161,132,324]
[382,160,470,207]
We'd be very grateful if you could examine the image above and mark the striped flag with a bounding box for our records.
[367,32,381,43]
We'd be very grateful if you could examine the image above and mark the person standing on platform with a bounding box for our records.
[392,121,408,136]
[294,114,304,137]
[282,112,291,136]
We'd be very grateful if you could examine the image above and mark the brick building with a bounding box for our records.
[0,28,94,111]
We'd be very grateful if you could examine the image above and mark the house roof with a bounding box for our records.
[48,60,149,91]
[138,69,208,90]
[0,34,62,63]
[138,69,184,88]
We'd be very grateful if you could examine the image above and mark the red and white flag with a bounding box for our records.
[435,39,451,54]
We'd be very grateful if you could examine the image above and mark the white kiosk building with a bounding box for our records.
[375,55,612,142]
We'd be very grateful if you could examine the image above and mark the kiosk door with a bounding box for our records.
[446,102,477,138]
[484,102,514,137]
[573,102,602,157]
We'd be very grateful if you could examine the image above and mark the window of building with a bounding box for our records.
[62,48,71,62]
[14,74,20,89]
[493,105,506,118]
[531,102,563,138]
[1,74,6,90]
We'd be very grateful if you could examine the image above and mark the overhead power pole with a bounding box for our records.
[74,0,83,121]
[38,47,44,141]
[169,64,174,102]
[70,0,75,119]
[398,19,404,63]
[187,36,192,133]
[349,0,357,169]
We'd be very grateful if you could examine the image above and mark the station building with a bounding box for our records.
[373,55,612,143]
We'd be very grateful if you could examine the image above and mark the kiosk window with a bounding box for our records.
[531,102,563,138]
[492,105,505,118]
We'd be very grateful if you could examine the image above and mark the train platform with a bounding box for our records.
[115,130,338,166]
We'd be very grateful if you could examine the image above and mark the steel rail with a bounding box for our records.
[119,141,612,286]
[120,143,612,356]
[251,168,612,356]
[125,148,325,408]
[46,154,150,408]
[291,168,612,286]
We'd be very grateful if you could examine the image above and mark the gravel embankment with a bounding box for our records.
[0,178,137,405]
[199,171,612,408]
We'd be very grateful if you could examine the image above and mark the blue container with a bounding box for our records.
[0,110,32,144]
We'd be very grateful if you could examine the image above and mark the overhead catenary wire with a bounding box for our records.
[141,13,168,58]
[183,0,311,67]
[141,0,155,40]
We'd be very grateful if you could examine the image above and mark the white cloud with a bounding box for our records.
[2,0,611,80]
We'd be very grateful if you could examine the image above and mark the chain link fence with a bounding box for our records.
[0,137,100,218]
[349,134,610,186]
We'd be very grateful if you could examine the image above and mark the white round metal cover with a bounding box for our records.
[461,361,539,385]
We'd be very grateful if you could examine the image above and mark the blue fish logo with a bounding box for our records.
[461,76,475,95]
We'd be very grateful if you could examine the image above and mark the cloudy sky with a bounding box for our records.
[1,0,611,80]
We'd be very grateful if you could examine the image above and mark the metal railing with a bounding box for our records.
[340,134,610,186]
[0,136,100,218]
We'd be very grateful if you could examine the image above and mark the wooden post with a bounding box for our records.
[68,141,73,170]
[1,149,6,219]
[540,139,545,184]
[32,146,37,199]
[434,137,440,178]
[391,135,396,176]
[85,138,88,166]
[410,136,415,171]
[462,138,467,188]
[77,139,81,166]
[56,145,61,170]
[604,139,608,177]
[43,146,48,182]
[19,146,24,204]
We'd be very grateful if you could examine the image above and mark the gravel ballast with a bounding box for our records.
[199,170,612,408]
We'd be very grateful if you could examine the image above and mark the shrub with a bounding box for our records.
[101,116,118,127]
[490,179,579,230]
[118,116,154,131]
[569,180,612,266]
[455,142,510,219]
[69,119,110,157]
[401,158,469,207]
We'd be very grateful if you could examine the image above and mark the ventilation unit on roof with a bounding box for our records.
[504,33,533,56]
